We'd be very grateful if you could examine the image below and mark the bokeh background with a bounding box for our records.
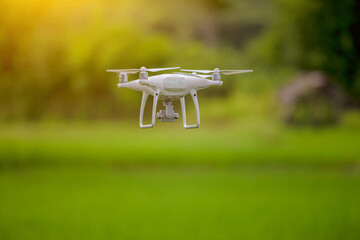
[1,0,360,239]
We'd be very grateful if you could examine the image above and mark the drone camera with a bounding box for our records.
[156,100,179,122]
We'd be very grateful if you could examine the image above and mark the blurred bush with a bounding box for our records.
[0,0,269,121]
[279,71,343,126]
[0,0,359,121]
[252,0,360,97]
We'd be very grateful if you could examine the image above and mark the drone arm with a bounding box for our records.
[139,89,160,128]
[180,90,200,129]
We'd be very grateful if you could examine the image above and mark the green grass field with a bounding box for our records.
[1,168,360,240]
[1,118,360,168]
[1,120,360,239]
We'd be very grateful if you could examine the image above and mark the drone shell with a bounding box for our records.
[118,74,222,99]
[108,67,253,128]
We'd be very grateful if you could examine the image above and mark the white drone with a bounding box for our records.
[107,67,253,129]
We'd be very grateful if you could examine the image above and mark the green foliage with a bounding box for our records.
[1,2,360,238]
[256,0,360,96]
[0,0,272,121]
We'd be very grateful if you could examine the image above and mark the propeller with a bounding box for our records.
[107,66,180,74]
[180,68,253,75]
[173,72,212,79]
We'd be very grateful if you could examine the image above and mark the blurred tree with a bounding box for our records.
[259,0,360,98]
[0,0,270,121]
[196,0,229,47]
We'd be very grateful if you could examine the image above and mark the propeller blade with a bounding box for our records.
[180,69,253,75]
[106,69,139,74]
[221,70,253,75]
[107,67,180,74]
[180,69,213,74]
[147,67,180,72]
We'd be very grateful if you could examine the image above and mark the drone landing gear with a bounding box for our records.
[139,90,160,128]
[156,100,179,122]
[180,90,200,129]
[139,89,200,129]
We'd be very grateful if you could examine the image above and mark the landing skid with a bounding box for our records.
[139,90,200,129]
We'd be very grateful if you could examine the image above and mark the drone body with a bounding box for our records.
[107,67,253,129]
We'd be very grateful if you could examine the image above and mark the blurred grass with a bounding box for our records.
[1,118,360,239]
[0,168,359,240]
[1,116,360,169]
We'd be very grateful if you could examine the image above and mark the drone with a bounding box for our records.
[107,67,253,129]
